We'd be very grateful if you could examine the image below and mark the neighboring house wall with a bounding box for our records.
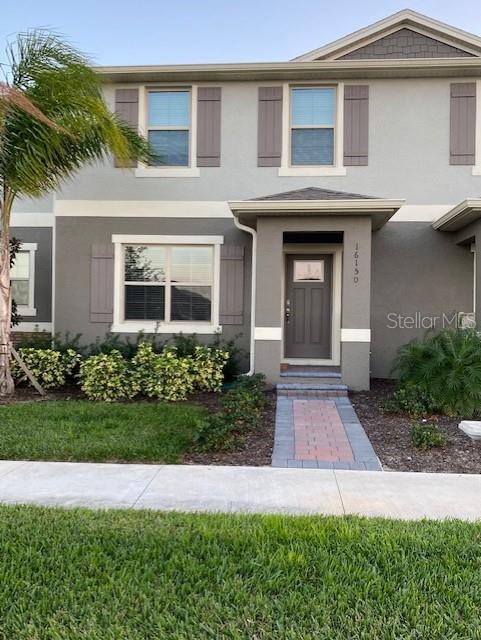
[55,78,481,206]
[371,222,473,378]
[10,227,53,325]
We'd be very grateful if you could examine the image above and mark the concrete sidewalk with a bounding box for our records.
[0,460,480,521]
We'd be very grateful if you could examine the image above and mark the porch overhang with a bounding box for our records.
[432,199,481,232]
[228,198,405,231]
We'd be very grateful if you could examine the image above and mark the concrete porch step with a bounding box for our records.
[279,366,343,387]
[276,383,348,398]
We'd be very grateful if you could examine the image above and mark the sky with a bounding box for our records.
[1,0,481,66]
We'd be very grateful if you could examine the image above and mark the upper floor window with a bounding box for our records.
[147,90,191,166]
[290,87,336,166]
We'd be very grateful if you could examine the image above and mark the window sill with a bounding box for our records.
[110,322,221,335]
[278,166,347,177]
[135,167,200,178]
[17,307,37,317]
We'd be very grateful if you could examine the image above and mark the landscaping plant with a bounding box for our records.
[0,30,149,397]
[410,421,447,450]
[393,328,481,416]
[383,383,437,418]
[195,374,266,450]
[10,347,81,390]
[190,345,229,392]
[79,350,137,402]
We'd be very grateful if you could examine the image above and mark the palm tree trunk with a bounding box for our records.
[0,192,14,397]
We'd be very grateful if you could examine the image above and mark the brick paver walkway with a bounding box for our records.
[272,394,382,470]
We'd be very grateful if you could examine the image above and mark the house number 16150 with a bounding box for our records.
[353,243,360,284]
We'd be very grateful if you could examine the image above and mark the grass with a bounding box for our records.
[0,507,480,638]
[0,400,206,463]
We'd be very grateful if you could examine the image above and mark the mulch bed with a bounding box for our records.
[351,379,481,474]
[184,390,276,466]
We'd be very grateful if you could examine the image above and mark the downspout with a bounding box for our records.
[233,216,256,376]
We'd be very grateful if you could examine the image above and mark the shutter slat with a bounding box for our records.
[450,83,476,165]
[343,85,369,166]
[258,87,283,167]
[114,88,139,168]
[90,244,114,323]
[220,246,244,325]
[197,87,221,167]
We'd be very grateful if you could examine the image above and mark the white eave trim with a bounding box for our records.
[293,9,481,61]
[432,199,481,231]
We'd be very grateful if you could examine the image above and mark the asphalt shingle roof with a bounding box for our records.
[250,187,378,201]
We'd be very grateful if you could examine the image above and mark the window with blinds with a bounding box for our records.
[290,87,336,166]
[147,90,191,166]
[123,245,213,323]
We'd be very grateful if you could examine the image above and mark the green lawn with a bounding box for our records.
[0,507,480,638]
[0,400,206,463]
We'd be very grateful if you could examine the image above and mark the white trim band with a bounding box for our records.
[254,327,282,341]
[14,322,52,333]
[55,201,233,218]
[11,212,54,227]
[111,234,224,245]
[341,328,371,342]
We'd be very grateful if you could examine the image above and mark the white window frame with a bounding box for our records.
[111,235,223,334]
[11,242,37,317]
[135,86,200,178]
[279,82,346,177]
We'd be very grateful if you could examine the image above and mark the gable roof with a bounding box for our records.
[293,9,481,61]
[250,187,377,201]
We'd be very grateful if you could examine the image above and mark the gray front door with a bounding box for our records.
[285,254,332,359]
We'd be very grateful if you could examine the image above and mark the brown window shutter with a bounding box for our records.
[450,83,476,165]
[258,87,283,167]
[220,246,245,325]
[90,244,114,323]
[114,88,139,168]
[344,85,369,166]
[197,87,221,167]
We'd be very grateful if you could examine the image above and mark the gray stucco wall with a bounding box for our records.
[371,222,473,378]
[53,77,481,205]
[11,227,52,323]
[55,217,251,360]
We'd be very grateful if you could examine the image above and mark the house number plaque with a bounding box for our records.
[353,243,360,284]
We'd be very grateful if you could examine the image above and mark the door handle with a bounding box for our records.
[285,299,291,324]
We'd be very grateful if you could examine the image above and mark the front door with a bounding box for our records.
[285,254,332,359]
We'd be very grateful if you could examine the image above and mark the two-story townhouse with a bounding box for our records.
[11,9,481,389]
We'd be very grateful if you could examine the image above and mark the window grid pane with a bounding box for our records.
[122,245,213,323]
[148,91,190,127]
[291,128,334,165]
[11,251,30,279]
[148,131,189,167]
[291,88,335,126]
[11,280,30,306]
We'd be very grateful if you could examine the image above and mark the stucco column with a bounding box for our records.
[254,218,284,382]
[341,217,372,390]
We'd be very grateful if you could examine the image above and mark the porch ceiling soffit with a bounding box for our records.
[432,199,481,233]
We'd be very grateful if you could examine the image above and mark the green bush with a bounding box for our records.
[190,345,229,392]
[79,350,137,402]
[87,332,164,359]
[384,384,437,418]
[393,329,481,417]
[410,421,447,450]
[194,374,267,450]
[172,332,246,381]
[131,343,194,401]
[11,348,81,390]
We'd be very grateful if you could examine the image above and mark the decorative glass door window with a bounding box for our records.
[147,90,190,166]
[290,87,336,166]
[293,260,325,282]
[123,245,213,322]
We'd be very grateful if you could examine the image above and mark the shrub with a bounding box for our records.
[87,332,164,359]
[194,374,266,450]
[410,421,447,450]
[79,350,137,402]
[190,345,229,392]
[393,329,481,417]
[131,343,194,401]
[172,332,246,382]
[383,384,437,418]
[11,348,81,390]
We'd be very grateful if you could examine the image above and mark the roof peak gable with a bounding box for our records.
[293,9,481,61]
